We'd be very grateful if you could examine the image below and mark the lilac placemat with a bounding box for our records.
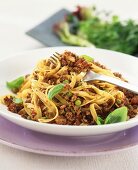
[0,116,138,156]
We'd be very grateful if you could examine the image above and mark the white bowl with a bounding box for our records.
[0,47,138,136]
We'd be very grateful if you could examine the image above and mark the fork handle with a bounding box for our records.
[95,75,138,94]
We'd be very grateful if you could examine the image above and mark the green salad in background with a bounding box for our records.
[53,6,138,55]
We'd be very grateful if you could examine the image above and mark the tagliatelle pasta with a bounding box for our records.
[1,51,138,125]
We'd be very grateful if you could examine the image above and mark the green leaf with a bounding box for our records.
[56,6,138,54]
[48,84,64,100]
[105,106,128,124]
[96,116,104,125]
[112,15,119,23]
[13,98,23,104]
[77,11,138,55]
[55,22,94,47]
[7,76,24,91]
[80,55,94,62]
[63,80,69,84]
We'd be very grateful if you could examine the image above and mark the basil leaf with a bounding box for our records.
[105,106,128,124]
[63,80,69,84]
[13,98,23,104]
[96,116,104,125]
[80,55,94,62]
[48,84,64,100]
[7,76,24,91]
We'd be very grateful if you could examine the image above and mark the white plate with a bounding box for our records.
[0,47,138,136]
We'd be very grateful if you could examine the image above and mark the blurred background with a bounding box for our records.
[0,0,138,58]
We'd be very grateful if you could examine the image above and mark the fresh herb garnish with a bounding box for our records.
[13,98,23,104]
[80,55,93,62]
[105,106,128,124]
[48,84,64,100]
[96,116,104,125]
[7,76,24,91]
[63,79,69,84]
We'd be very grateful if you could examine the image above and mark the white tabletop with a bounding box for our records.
[0,0,138,169]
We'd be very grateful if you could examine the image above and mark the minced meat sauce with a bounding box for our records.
[3,51,138,125]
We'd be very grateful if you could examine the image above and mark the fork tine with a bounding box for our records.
[53,53,61,60]
[51,56,57,62]
[55,52,60,56]
[49,56,56,64]
[53,52,61,59]
[53,54,59,58]
[48,52,60,65]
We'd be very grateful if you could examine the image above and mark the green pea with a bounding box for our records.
[75,99,82,106]
[67,91,73,97]
[116,99,122,104]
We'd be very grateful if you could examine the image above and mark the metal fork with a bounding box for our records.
[49,52,60,64]
[83,71,138,94]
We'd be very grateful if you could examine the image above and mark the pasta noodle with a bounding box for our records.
[1,51,138,125]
